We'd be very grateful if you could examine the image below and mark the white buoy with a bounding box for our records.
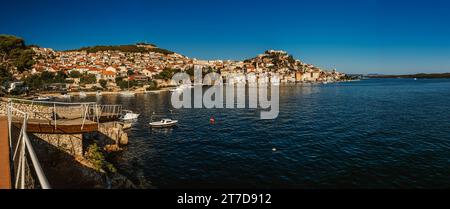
[272,148,277,152]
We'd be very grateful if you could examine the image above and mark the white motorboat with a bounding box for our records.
[146,90,160,94]
[169,87,183,92]
[120,91,135,96]
[170,84,192,92]
[34,96,52,101]
[79,91,87,98]
[120,79,135,96]
[120,110,140,121]
[271,75,280,86]
[60,94,71,99]
[149,119,178,128]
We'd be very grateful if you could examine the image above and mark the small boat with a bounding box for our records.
[60,94,71,99]
[120,110,140,121]
[271,76,280,86]
[120,91,135,96]
[146,90,160,94]
[169,87,183,92]
[149,119,178,128]
[34,96,52,101]
[120,79,135,96]
[170,84,193,92]
[79,91,87,98]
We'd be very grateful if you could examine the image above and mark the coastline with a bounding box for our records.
[35,80,362,98]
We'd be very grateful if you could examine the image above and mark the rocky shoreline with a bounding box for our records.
[1,97,148,189]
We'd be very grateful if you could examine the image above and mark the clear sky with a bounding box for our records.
[1,0,449,74]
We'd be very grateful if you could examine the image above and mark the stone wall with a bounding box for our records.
[83,122,129,152]
[0,100,52,119]
[0,100,90,120]
[29,133,84,157]
[1,99,128,155]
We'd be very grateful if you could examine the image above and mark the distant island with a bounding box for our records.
[368,73,450,79]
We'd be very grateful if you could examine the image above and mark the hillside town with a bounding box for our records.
[4,41,349,94]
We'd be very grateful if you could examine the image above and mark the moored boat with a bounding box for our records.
[79,91,87,98]
[120,91,135,96]
[34,96,53,101]
[120,110,140,121]
[60,93,71,99]
[149,119,178,128]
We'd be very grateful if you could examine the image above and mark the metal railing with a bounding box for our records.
[7,98,123,130]
[7,103,51,189]
[99,105,123,119]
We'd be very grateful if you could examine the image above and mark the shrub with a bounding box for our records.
[85,143,117,173]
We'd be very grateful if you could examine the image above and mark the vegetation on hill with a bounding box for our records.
[0,35,35,72]
[136,42,156,47]
[0,35,37,95]
[69,44,175,55]
[154,67,181,80]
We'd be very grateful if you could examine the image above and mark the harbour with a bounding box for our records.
[65,78,450,188]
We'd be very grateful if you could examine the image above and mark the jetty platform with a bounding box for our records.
[11,117,98,134]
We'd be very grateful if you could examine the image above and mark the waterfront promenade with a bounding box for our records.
[0,117,11,189]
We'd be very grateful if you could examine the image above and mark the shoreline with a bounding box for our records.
[32,81,361,98]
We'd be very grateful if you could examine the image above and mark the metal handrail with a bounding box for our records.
[9,98,96,106]
[8,103,51,189]
[7,98,123,131]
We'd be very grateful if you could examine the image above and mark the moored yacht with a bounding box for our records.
[120,110,140,121]
[79,91,87,98]
[120,91,135,96]
[34,96,53,101]
[60,93,71,99]
[149,119,178,128]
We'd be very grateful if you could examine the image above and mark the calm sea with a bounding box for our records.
[70,78,450,188]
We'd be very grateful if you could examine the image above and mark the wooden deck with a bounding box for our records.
[0,117,11,189]
[11,117,98,134]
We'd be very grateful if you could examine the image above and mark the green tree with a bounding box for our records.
[0,35,35,73]
[69,70,81,78]
[0,66,12,95]
[146,80,159,91]
[99,79,107,89]
[115,76,124,83]
[12,49,35,72]
[154,68,180,80]
[117,79,138,90]
[40,71,55,83]
[23,74,44,91]
[127,69,134,76]
[185,66,194,77]
[80,74,97,84]
[53,71,67,83]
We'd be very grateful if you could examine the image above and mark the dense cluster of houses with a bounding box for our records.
[29,45,346,91]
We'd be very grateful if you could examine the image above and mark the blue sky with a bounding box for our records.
[1,0,449,74]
